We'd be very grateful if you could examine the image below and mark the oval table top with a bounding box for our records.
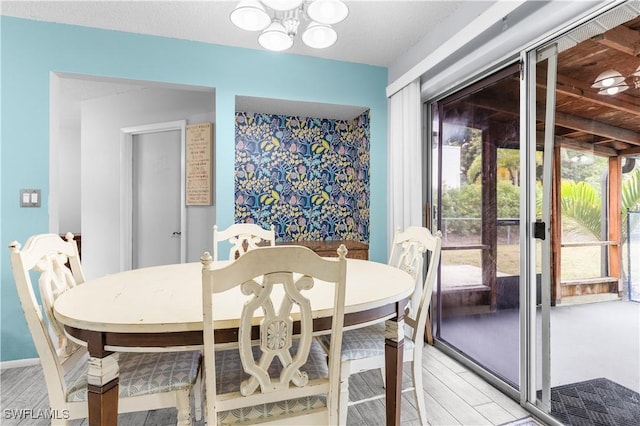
[54,258,414,334]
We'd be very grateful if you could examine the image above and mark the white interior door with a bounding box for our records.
[121,120,186,271]
[132,130,182,268]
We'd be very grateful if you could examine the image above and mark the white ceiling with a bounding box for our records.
[2,1,467,120]
[1,0,465,67]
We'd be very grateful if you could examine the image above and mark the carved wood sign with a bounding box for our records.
[186,123,213,206]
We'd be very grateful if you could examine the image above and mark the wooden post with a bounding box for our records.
[608,156,622,295]
[482,128,498,311]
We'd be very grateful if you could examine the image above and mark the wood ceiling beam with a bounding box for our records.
[592,25,640,57]
[532,133,619,156]
[464,94,640,146]
[536,68,638,115]
[556,137,618,156]
[554,73,638,116]
[620,146,640,156]
[549,108,640,146]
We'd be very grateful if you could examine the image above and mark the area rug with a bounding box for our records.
[540,378,640,425]
[500,416,545,425]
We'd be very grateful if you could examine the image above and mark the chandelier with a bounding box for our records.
[591,65,640,95]
[230,0,349,51]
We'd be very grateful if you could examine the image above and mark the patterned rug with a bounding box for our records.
[540,378,640,425]
[500,417,545,425]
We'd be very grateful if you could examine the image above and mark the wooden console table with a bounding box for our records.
[277,240,369,260]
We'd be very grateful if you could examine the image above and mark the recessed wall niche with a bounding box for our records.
[234,98,370,243]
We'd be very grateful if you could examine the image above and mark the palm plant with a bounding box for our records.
[560,168,640,240]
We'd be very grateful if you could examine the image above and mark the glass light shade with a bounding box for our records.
[598,84,629,95]
[591,69,625,88]
[306,0,349,25]
[230,0,271,31]
[302,22,337,49]
[259,21,293,51]
[631,65,640,77]
[261,0,304,11]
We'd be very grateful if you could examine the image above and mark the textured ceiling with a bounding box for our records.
[1,0,466,67]
[4,1,473,120]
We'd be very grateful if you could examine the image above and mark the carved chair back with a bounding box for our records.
[201,245,347,424]
[212,223,275,261]
[388,226,442,342]
[9,233,86,410]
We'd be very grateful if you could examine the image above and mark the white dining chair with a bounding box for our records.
[212,223,276,261]
[201,244,348,425]
[9,233,202,425]
[318,226,442,425]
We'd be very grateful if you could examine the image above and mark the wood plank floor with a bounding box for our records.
[0,345,536,425]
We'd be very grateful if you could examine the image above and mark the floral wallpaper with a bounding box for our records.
[235,111,370,242]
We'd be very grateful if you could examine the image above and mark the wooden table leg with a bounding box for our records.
[384,301,405,426]
[86,332,119,426]
[425,311,434,345]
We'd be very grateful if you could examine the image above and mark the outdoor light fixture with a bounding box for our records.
[591,67,640,95]
[230,0,348,51]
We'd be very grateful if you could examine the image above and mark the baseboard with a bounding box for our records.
[0,358,40,370]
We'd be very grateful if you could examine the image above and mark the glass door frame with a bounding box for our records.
[425,49,561,422]
[426,63,525,401]
[425,4,631,424]
[520,44,557,417]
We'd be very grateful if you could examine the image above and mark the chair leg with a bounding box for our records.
[412,359,428,425]
[194,367,203,421]
[176,389,192,426]
[339,362,351,426]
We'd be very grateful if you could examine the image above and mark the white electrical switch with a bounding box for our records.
[20,189,41,207]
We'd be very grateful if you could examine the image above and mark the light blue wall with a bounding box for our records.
[0,17,388,361]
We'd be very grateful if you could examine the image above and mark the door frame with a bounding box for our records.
[120,120,187,271]
[520,44,557,413]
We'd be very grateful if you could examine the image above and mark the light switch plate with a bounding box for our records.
[20,189,41,207]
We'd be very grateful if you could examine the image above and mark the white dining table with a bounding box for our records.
[54,258,414,425]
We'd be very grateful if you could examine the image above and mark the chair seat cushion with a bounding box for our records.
[318,322,414,361]
[215,341,328,425]
[66,350,201,402]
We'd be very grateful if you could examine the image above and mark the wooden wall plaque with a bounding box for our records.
[186,123,213,205]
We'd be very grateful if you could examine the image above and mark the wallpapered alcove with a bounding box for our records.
[234,110,370,243]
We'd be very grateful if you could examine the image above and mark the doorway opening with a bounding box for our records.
[122,121,187,270]
[49,72,215,278]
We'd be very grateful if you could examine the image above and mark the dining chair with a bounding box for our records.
[212,223,276,261]
[318,226,442,425]
[201,244,348,425]
[9,233,202,425]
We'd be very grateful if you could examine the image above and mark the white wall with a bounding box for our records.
[81,87,215,279]
[58,101,82,233]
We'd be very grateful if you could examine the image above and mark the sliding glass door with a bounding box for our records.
[524,8,640,422]
[432,64,522,388]
[429,4,639,423]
